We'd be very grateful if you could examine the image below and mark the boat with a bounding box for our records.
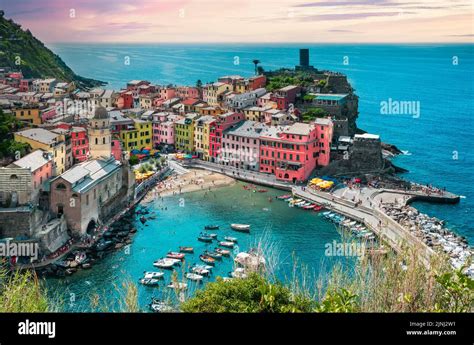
[139,278,160,286]
[186,272,204,281]
[224,236,238,243]
[277,194,292,200]
[204,251,222,260]
[153,258,180,269]
[257,189,268,193]
[200,255,216,265]
[230,267,248,279]
[167,282,187,290]
[179,246,194,253]
[313,205,323,211]
[140,216,147,224]
[219,241,235,248]
[192,264,213,271]
[198,235,213,243]
[81,263,92,269]
[204,225,219,230]
[214,248,230,256]
[167,252,186,260]
[231,224,250,232]
[143,271,165,279]
[206,233,218,239]
[303,204,315,210]
[149,299,173,313]
[190,266,210,276]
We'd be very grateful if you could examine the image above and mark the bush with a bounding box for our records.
[181,274,315,313]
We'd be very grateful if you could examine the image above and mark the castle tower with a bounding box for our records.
[299,48,309,68]
[88,107,111,159]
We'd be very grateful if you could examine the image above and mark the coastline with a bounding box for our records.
[140,168,236,202]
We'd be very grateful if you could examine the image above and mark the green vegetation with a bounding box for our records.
[301,107,328,122]
[0,13,103,88]
[265,69,317,91]
[129,155,139,166]
[181,274,315,312]
[0,109,30,160]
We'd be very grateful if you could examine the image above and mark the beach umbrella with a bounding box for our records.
[141,149,150,154]
[131,149,140,155]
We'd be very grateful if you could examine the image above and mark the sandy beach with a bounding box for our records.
[141,168,236,202]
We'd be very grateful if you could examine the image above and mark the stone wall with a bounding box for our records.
[0,168,32,206]
[0,207,42,238]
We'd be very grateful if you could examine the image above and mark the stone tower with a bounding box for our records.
[88,107,111,159]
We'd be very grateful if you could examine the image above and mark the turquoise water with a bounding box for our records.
[46,183,347,311]
[44,43,474,310]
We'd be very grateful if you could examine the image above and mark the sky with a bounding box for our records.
[1,0,473,43]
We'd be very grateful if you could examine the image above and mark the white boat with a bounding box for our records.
[143,271,165,279]
[193,264,213,270]
[139,278,160,286]
[153,258,181,269]
[219,241,235,248]
[186,272,204,281]
[224,236,238,243]
[190,266,210,276]
[167,282,188,290]
[231,224,250,232]
[150,299,173,313]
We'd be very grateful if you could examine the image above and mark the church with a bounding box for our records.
[49,107,135,237]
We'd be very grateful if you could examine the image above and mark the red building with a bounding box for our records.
[116,91,134,109]
[259,120,332,183]
[71,127,89,162]
[19,79,33,92]
[271,85,301,110]
[111,139,123,161]
[209,112,245,162]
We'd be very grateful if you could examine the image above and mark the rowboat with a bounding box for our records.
[143,271,165,279]
[313,205,323,211]
[179,246,194,253]
[204,225,219,230]
[277,194,292,200]
[190,266,210,276]
[139,278,160,286]
[186,272,204,281]
[231,224,250,232]
[224,236,238,243]
[204,250,222,260]
[198,235,213,243]
[200,255,216,265]
[303,204,315,210]
[219,241,235,248]
[167,252,185,260]
[167,282,188,290]
[214,248,230,256]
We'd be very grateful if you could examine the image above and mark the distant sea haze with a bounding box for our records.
[51,43,474,242]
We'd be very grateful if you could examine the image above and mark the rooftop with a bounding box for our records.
[10,149,51,171]
[226,120,268,138]
[15,128,59,145]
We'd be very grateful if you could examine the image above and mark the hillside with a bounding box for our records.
[0,12,104,89]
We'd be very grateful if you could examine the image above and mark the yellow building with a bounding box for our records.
[193,115,215,160]
[14,107,42,125]
[120,119,152,151]
[204,82,231,106]
[175,113,200,153]
[14,128,70,175]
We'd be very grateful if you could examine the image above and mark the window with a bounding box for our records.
[56,183,66,190]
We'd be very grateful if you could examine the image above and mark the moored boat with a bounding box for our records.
[277,194,292,200]
[190,266,210,276]
[214,248,230,256]
[166,252,186,260]
[231,224,250,232]
[153,258,180,269]
[167,282,187,290]
[219,241,235,248]
[143,271,165,279]
[204,250,222,260]
[149,299,173,313]
[200,255,216,265]
[186,272,204,281]
[224,236,238,243]
[139,278,160,286]
[198,235,213,243]
[204,225,219,230]
[179,246,194,253]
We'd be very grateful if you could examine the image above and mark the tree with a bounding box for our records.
[252,59,261,76]
[302,107,328,122]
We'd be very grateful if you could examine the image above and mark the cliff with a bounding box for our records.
[0,12,104,89]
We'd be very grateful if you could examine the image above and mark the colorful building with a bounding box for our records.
[193,115,215,160]
[221,121,267,171]
[209,112,245,163]
[174,113,200,152]
[203,82,231,106]
[271,85,301,110]
[259,121,332,183]
[13,106,42,125]
[119,118,153,152]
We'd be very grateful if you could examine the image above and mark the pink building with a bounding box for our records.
[176,86,199,99]
[209,112,245,162]
[271,85,301,110]
[10,149,53,201]
[220,120,267,171]
[159,87,176,100]
[111,139,123,161]
[152,112,181,148]
[259,120,332,183]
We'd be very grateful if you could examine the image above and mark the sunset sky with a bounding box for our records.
[2,0,473,43]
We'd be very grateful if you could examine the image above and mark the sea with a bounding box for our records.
[45,43,474,311]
